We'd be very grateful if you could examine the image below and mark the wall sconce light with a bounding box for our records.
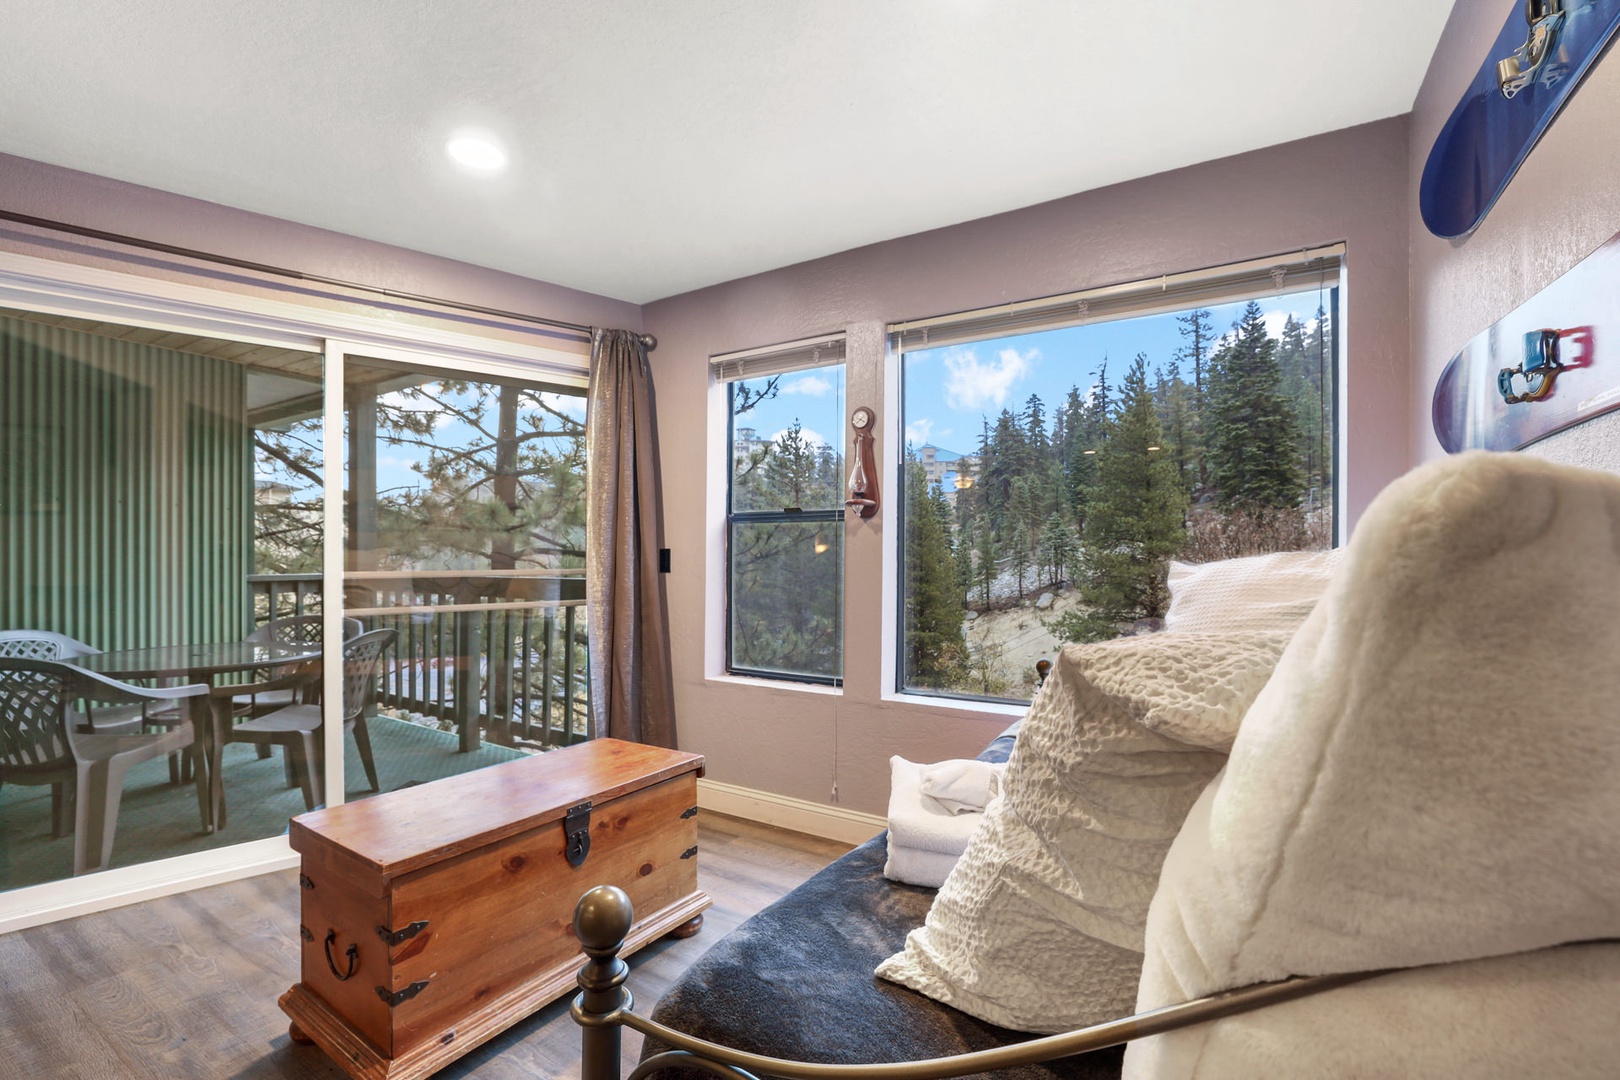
[845,406,879,519]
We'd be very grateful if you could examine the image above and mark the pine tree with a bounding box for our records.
[1174,309,1214,491]
[903,461,967,687]
[1050,354,1188,642]
[762,421,831,509]
[975,518,999,608]
[1008,520,1031,600]
[1037,512,1076,587]
[1205,303,1306,511]
[1061,364,1109,529]
[1301,305,1334,510]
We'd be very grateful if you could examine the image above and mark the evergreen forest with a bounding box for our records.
[903,301,1334,697]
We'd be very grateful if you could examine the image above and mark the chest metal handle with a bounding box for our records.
[324,930,359,981]
[565,801,592,867]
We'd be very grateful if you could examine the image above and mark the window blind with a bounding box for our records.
[888,245,1345,352]
[711,332,846,383]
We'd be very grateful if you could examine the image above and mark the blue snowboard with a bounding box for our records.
[1420,0,1620,240]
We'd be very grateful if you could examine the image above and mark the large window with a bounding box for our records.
[717,336,846,684]
[896,252,1341,701]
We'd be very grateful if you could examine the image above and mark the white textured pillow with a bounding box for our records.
[1165,548,1342,635]
[1134,453,1620,1042]
[875,631,1289,1033]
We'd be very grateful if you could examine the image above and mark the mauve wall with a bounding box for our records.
[1409,0,1620,462]
[642,117,1412,814]
[0,152,641,343]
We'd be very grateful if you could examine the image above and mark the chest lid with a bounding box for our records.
[288,738,703,888]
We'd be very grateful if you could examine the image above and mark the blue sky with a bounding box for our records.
[730,290,1331,460]
[730,368,847,457]
[900,290,1329,456]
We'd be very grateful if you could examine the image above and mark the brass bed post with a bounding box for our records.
[573,885,635,1080]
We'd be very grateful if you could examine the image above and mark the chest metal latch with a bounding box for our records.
[565,801,592,867]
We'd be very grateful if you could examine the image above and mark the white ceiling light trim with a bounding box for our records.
[446,131,508,174]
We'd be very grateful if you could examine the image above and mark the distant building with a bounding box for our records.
[915,444,979,505]
[254,480,296,505]
[733,425,770,462]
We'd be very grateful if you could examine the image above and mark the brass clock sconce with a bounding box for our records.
[845,406,880,519]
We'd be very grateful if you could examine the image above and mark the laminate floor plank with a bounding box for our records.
[5,813,851,1079]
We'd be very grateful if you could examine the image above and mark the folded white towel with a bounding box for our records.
[886,756,986,863]
[883,843,962,888]
[918,759,1007,814]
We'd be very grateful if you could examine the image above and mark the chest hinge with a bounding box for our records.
[376,920,430,947]
[680,845,699,860]
[565,801,593,867]
[376,980,431,1007]
[680,805,699,819]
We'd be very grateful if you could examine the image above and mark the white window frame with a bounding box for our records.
[0,248,588,933]
[881,246,1347,706]
[705,333,849,692]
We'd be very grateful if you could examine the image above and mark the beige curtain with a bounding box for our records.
[586,329,677,747]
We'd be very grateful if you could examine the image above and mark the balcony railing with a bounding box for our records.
[247,572,590,752]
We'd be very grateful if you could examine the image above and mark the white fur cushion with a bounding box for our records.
[1165,548,1342,635]
[1125,938,1620,1079]
[1130,452,1620,1074]
[875,631,1288,1033]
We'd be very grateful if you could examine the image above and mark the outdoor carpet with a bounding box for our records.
[0,716,528,891]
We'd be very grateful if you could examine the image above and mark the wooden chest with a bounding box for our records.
[279,738,709,1080]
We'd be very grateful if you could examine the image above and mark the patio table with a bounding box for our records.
[72,641,322,831]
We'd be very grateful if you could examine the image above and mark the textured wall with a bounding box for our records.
[1409,0,1620,461]
[642,118,1413,813]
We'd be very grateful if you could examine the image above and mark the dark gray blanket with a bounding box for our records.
[639,733,1123,1079]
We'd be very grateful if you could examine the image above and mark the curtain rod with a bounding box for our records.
[0,207,654,349]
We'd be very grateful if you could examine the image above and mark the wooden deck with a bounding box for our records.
[0,814,854,1079]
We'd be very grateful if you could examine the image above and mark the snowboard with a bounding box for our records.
[1420,0,1620,239]
[1432,226,1620,453]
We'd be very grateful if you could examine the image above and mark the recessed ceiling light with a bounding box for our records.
[446,132,507,173]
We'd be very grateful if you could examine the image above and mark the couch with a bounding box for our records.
[592,451,1620,1079]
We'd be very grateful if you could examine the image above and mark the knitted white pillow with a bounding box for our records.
[875,631,1288,1033]
[1164,548,1342,635]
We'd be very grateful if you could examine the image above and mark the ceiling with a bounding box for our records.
[0,1,1456,305]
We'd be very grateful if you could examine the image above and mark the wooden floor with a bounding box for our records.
[0,814,854,1080]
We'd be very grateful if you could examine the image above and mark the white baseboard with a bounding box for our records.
[697,778,885,845]
[0,837,299,935]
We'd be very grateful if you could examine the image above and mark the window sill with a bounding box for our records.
[706,673,843,696]
[881,691,1028,718]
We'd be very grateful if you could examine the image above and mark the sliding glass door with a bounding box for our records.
[1,316,591,902]
[1,308,324,889]
[332,354,591,805]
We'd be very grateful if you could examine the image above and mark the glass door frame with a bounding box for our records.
[0,249,589,933]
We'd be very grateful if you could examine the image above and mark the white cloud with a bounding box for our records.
[943,346,1035,411]
[1262,310,1294,338]
[781,374,833,397]
[906,418,934,446]
[773,426,833,449]
[539,391,587,417]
